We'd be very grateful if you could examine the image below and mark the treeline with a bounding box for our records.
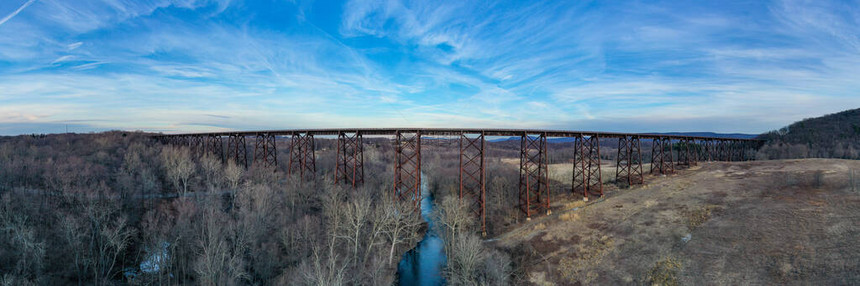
[757,108,860,160]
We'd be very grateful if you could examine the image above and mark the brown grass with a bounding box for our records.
[496,159,860,285]
[647,256,682,286]
[558,235,616,284]
[681,205,720,229]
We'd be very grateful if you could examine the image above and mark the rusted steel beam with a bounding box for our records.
[692,140,698,164]
[226,134,248,168]
[190,135,204,157]
[572,134,603,199]
[728,140,735,161]
[677,138,689,167]
[700,139,711,162]
[716,139,724,161]
[288,133,315,180]
[253,133,278,169]
[633,136,644,182]
[616,135,643,187]
[715,140,723,161]
[394,130,422,209]
[583,135,602,199]
[207,135,224,161]
[745,141,756,161]
[519,132,549,219]
[459,132,486,235]
[615,137,628,184]
[189,135,196,153]
[726,140,735,162]
[719,140,730,161]
[733,140,744,162]
[335,131,364,188]
[677,137,695,167]
[288,134,301,176]
[707,139,716,161]
[690,138,699,166]
[650,137,674,174]
[572,134,586,195]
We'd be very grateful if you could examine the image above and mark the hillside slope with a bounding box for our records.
[494,159,860,285]
[758,108,860,159]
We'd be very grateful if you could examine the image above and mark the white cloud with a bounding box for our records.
[67,42,83,50]
[0,0,35,27]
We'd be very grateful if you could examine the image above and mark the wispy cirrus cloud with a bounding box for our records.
[0,0,858,135]
[0,0,35,27]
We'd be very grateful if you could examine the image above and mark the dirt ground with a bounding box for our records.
[494,159,860,285]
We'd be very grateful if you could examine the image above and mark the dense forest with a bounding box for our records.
[757,108,860,159]
[0,132,514,285]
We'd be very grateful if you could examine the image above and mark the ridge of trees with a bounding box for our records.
[756,108,860,159]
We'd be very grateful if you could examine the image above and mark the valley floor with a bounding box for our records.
[495,159,860,285]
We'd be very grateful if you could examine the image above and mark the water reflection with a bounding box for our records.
[397,175,446,286]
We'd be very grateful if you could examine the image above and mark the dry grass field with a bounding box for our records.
[492,159,860,285]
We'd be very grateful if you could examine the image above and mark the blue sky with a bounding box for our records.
[1,0,858,135]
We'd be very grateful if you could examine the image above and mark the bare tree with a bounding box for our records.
[298,186,351,286]
[161,147,195,195]
[199,154,224,192]
[86,203,135,285]
[59,213,88,282]
[479,248,512,285]
[224,160,243,191]
[59,198,135,285]
[280,214,320,267]
[194,205,248,286]
[0,274,36,286]
[433,194,512,285]
[433,195,475,251]
[0,198,45,280]
[336,192,371,266]
[234,183,285,282]
[361,201,389,267]
[445,234,486,285]
[380,199,423,265]
[300,245,349,286]
[92,215,134,284]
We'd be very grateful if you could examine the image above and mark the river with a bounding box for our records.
[397,175,446,285]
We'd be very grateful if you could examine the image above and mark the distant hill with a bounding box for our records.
[757,108,860,159]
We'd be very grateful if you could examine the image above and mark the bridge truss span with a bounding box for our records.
[155,128,762,235]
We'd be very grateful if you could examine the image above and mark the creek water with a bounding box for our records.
[397,176,446,285]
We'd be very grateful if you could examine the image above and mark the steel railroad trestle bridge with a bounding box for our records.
[155,128,762,235]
